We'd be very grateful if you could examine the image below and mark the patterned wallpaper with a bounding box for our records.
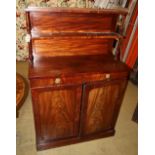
[16,0,95,61]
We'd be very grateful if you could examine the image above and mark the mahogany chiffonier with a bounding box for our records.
[25,7,130,150]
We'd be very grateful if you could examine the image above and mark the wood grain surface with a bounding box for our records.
[30,12,117,33]
[26,7,128,14]
[29,55,130,79]
[81,79,127,136]
[26,7,127,62]
[32,38,114,57]
[31,85,82,143]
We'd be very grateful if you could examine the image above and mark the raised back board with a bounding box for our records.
[26,7,128,60]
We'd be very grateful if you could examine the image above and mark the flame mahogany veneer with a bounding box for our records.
[26,7,129,150]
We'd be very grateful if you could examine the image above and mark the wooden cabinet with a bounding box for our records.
[26,7,129,150]
[30,75,128,150]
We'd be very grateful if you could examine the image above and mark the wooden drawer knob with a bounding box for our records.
[105,74,111,79]
[54,78,61,84]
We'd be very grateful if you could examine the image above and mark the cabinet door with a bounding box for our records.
[31,85,82,143]
[80,79,127,136]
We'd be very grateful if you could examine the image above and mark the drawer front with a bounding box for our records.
[30,72,128,89]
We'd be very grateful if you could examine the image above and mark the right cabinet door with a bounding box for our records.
[81,79,127,136]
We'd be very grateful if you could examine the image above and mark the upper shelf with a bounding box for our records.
[26,7,128,36]
[26,7,128,15]
[31,32,122,40]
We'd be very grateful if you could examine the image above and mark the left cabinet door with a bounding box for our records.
[31,84,82,148]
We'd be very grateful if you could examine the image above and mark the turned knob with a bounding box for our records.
[105,74,111,79]
[54,78,61,84]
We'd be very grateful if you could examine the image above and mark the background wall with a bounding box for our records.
[16,0,95,61]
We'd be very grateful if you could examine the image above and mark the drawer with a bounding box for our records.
[30,72,128,89]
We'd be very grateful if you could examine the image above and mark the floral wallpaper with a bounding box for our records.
[16,0,95,61]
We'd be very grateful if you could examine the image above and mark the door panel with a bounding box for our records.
[81,79,127,136]
[31,85,82,142]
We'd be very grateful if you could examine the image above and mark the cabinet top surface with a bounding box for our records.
[29,55,130,79]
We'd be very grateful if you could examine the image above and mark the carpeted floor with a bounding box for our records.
[16,61,138,155]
